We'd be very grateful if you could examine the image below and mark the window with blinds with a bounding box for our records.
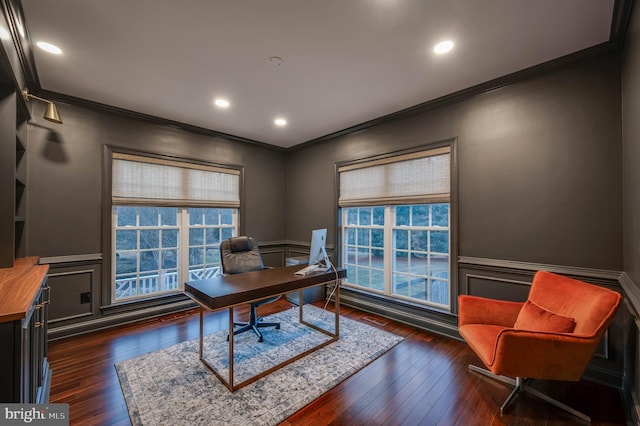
[338,146,450,207]
[112,153,240,207]
[338,145,453,309]
[109,152,240,302]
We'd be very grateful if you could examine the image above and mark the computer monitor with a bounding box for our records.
[308,228,332,271]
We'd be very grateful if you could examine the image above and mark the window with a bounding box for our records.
[110,152,240,302]
[338,146,452,309]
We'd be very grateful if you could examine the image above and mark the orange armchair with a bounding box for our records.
[458,270,621,422]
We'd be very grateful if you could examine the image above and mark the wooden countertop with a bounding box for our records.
[0,257,49,323]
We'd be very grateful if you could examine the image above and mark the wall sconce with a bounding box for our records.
[22,89,63,124]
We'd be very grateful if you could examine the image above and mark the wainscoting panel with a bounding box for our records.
[48,269,96,322]
[459,257,624,388]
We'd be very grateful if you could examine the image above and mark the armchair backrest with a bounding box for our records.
[527,271,621,336]
[220,236,265,275]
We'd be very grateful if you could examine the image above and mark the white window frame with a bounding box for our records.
[109,150,242,303]
[112,207,238,302]
[338,144,453,310]
[341,204,450,309]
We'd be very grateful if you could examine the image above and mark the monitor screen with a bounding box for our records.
[308,228,330,269]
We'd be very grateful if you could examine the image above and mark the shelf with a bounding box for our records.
[14,216,25,223]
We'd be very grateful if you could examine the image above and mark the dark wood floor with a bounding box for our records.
[48,300,628,425]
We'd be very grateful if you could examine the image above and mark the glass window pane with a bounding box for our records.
[162,249,178,269]
[371,269,385,291]
[432,204,449,227]
[371,229,384,248]
[356,267,371,287]
[140,230,159,249]
[115,275,137,298]
[411,205,429,226]
[410,253,428,276]
[189,228,204,245]
[430,231,449,254]
[393,274,408,296]
[189,247,204,266]
[117,207,136,226]
[372,207,385,226]
[394,252,409,273]
[357,228,370,246]
[140,250,159,271]
[346,228,356,244]
[371,249,384,268]
[115,251,137,274]
[410,230,428,252]
[205,247,220,264]
[221,227,234,240]
[430,254,449,279]
[160,207,177,226]
[396,206,410,226]
[395,229,408,250]
[358,208,371,225]
[357,248,370,266]
[162,229,178,248]
[139,274,158,294]
[410,278,427,299]
[346,246,357,264]
[139,207,159,226]
[190,208,204,225]
[346,208,358,225]
[205,228,220,245]
[220,209,233,225]
[430,279,449,304]
[116,230,137,250]
[205,208,220,225]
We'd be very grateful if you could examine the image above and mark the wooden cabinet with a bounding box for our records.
[0,257,51,403]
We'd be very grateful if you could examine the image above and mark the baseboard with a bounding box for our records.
[48,299,197,340]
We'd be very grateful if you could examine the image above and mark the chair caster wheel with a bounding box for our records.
[258,337,263,342]
[276,324,281,329]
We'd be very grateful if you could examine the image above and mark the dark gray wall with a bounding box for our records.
[26,103,287,257]
[287,52,622,270]
[623,1,640,286]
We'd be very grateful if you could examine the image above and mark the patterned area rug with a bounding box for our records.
[115,305,403,426]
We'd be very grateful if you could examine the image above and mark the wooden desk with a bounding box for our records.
[185,265,346,392]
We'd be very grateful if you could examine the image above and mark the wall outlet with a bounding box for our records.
[80,292,91,304]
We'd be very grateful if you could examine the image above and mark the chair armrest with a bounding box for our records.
[458,295,523,328]
[491,329,600,380]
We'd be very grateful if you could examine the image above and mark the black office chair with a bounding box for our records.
[219,236,280,342]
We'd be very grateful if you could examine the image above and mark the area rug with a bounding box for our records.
[115,305,403,425]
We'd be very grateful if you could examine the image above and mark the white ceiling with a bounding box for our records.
[21,0,615,148]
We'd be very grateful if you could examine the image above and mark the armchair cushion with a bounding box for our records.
[513,300,576,333]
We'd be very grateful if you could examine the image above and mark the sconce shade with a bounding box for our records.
[44,102,62,124]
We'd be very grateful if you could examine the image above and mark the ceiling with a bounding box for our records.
[21,0,615,148]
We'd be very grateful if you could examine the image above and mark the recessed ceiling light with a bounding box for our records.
[433,40,454,54]
[214,98,230,108]
[37,41,62,55]
[0,27,10,40]
[274,118,287,126]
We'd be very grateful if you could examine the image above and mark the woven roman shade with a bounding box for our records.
[338,146,450,207]
[112,153,240,207]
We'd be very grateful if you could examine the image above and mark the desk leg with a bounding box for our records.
[228,307,234,390]
[199,308,204,360]
[335,279,340,337]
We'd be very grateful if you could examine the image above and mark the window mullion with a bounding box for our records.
[384,206,393,295]
[179,208,190,286]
